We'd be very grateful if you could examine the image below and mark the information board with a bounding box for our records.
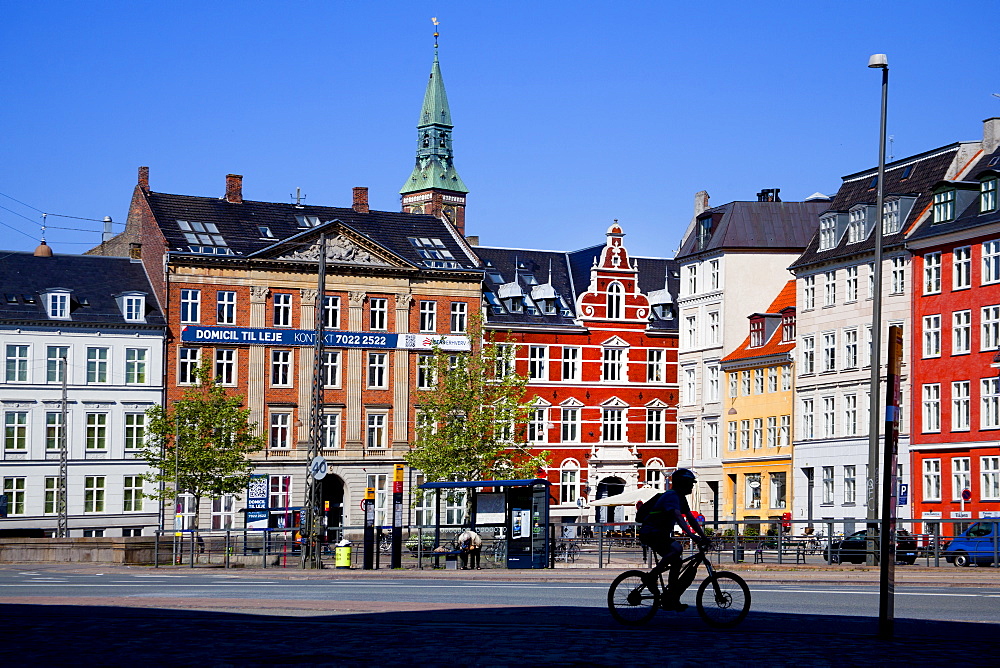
[181,326,469,351]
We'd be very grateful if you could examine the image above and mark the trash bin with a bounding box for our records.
[445,553,458,570]
[335,540,352,569]
[733,546,745,563]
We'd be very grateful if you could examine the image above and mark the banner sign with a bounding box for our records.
[181,326,470,351]
[247,474,268,510]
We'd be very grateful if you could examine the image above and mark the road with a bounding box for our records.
[2,567,999,665]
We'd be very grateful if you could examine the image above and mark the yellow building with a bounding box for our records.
[719,281,796,532]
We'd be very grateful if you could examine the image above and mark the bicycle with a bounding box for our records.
[553,540,581,563]
[607,543,751,628]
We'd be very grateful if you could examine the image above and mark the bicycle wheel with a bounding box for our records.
[567,543,580,564]
[608,570,659,626]
[696,571,750,628]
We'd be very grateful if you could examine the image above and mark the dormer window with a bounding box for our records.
[697,216,713,250]
[882,199,902,233]
[258,226,275,239]
[982,178,998,213]
[847,209,866,243]
[818,216,837,250]
[45,291,71,319]
[116,292,147,323]
[521,273,538,286]
[485,270,504,283]
[295,215,321,228]
[933,190,956,223]
[408,237,458,269]
[781,311,796,343]
[749,319,765,347]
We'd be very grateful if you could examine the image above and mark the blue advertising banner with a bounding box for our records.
[247,474,268,510]
[180,326,469,351]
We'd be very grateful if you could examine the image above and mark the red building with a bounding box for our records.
[908,137,1000,535]
[475,223,679,524]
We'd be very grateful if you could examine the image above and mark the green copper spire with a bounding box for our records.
[400,50,468,195]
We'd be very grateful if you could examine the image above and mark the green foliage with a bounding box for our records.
[140,363,265,527]
[406,313,550,490]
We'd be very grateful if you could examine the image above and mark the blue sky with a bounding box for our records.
[1,1,998,257]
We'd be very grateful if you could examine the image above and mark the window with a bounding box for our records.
[883,199,901,233]
[890,257,905,294]
[561,348,579,381]
[322,350,341,387]
[933,190,956,223]
[272,293,292,327]
[494,344,516,379]
[178,347,200,384]
[216,291,236,325]
[727,421,737,451]
[369,298,387,330]
[922,384,941,433]
[124,413,145,450]
[983,306,1000,350]
[739,419,750,450]
[85,347,109,384]
[271,350,292,386]
[318,413,340,449]
[45,412,63,450]
[367,352,387,388]
[366,413,387,449]
[821,396,835,438]
[211,495,236,530]
[922,315,941,358]
[770,472,787,509]
[647,349,664,382]
[86,413,107,450]
[177,219,229,253]
[801,336,815,374]
[844,465,856,505]
[801,398,814,439]
[419,301,437,332]
[923,459,941,501]
[741,370,751,395]
[683,367,696,404]
[984,241,1000,285]
[416,353,435,389]
[953,310,971,355]
[47,292,70,319]
[982,456,1000,500]
[3,411,27,450]
[745,474,762,509]
[779,415,790,447]
[5,345,28,382]
[750,320,764,347]
[408,236,458,269]
[603,347,624,382]
[754,368,764,394]
[705,420,719,458]
[847,209,866,243]
[822,466,835,505]
[125,348,147,384]
[867,262,875,298]
[819,216,836,250]
[602,408,624,442]
[953,246,971,290]
[824,271,836,306]
[822,332,836,372]
[646,409,664,443]
[123,476,143,512]
[46,346,67,383]
[983,378,1000,429]
[121,294,144,322]
[646,466,664,491]
[685,265,698,295]
[844,394,857,436]
[752,417,763,449]
[706,364,720,402]
[324,296,341,329]
[843,328,858,368]
[269,413,290,449]
[561,407,580,443]
[2,477,25,515]
[529,346,548,380]
[268,475,292,510]
[766,416,777,447]
[781,365,791,391]
[803,276,815,309]
[845,266,858,302]
[528,408,547,443]
[951,457,971,501]
[708,311,720,345]
[952,381,970,431]
[180,289,200,324]
[729,372,738,399]
[450,302,468,333]
[561,465,579,504]
[84,476,105,513]
[983,178,998,212]
[681,423,695,460]
[606,281,624,319]
[43,477,64,515]
[684,315,698,348]
[923,252,942,294]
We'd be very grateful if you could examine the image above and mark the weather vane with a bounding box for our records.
[432,17,439,50]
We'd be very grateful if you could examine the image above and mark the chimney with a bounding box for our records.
[984,117,1000,155]
[756,188,781,202]
[225,174,243,204]
[693,190,710,218]
[352,186,369,213]
[102,216,113,243]
[138,166,149,193]
[465,235,480,246]
[33,240,53,257]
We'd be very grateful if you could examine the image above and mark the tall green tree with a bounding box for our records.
[406,313,550,487]
[140,363,266,529]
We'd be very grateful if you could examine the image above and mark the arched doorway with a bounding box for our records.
[595,476,626,524]
[321,474,345,533]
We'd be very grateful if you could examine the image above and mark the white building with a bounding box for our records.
[674,191,828,520]
[0,249,165,536]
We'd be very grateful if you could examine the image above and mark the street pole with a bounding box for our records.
[302,234,327,568]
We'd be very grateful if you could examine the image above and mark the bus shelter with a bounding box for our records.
[419,478,550,569]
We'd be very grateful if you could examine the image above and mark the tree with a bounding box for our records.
[140,363,266,529]
[406,313,550,489]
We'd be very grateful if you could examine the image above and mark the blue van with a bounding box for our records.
[943,522,1000,567]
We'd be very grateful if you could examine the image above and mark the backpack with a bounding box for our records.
[635,493,663,525]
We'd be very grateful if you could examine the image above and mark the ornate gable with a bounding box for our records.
[576,222,651,323]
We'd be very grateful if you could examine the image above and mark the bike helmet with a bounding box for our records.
[671,468,697,484]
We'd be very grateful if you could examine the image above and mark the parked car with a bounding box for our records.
[943,522,1000,567]
[823,529,918,565]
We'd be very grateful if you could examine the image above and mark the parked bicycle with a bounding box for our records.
[607,543,751,627]
[553,540,581,563]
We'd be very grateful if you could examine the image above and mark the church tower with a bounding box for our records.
[400,35,469,235]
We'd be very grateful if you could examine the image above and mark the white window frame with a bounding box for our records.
[922,315,941,358]
[271,349,292,386]
[561,347,580,381]
[953,246,972,290]
[85,412,108,450]
[214,348,236,385]
[922,383,941,433]
[528,346,548,381]
[803,276,815,310]
[606,281,623,319]
[845,265,858,302]
[369,297,388,331]
[216,290,237,325]
[983,305,1000,351]
[982,456,1000,501]
[273,293,292,327]
[124,413,146,450]
[86,347,109,384]
[646,408,664,443]
[923,458,941,502]
[602,347,625,382]
[647,349,665,383]
[923,252,942,294]
[561,407,580,443]
[269,413,291,449]
[822,332,836,372]
[982,377,1000,429]
[824,271,836,307]
[419,301,437,333]
[951,457,971,501]
[601,408,624,443]
[952,380,970,431]
[801,336,815,374]
[984,240,1000,285]
[450,302,468,333]
[953,310,971,355]
[180,289,201,324]
[367,352,388,388]
[5,344,29,382]
[178,347,200,385]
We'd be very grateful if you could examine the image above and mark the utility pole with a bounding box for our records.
[302,234,327,568]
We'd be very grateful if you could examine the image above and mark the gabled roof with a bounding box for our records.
[0,252,165,328]
[677,200,829,259]
[908,145,1000,243]
[721,280,795,363]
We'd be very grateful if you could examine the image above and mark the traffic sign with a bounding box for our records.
[962,488,972,502]
[310,456,328,480]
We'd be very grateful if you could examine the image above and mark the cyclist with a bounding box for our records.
[638,468,712,611]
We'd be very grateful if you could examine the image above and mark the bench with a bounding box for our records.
[753,543,806,564]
